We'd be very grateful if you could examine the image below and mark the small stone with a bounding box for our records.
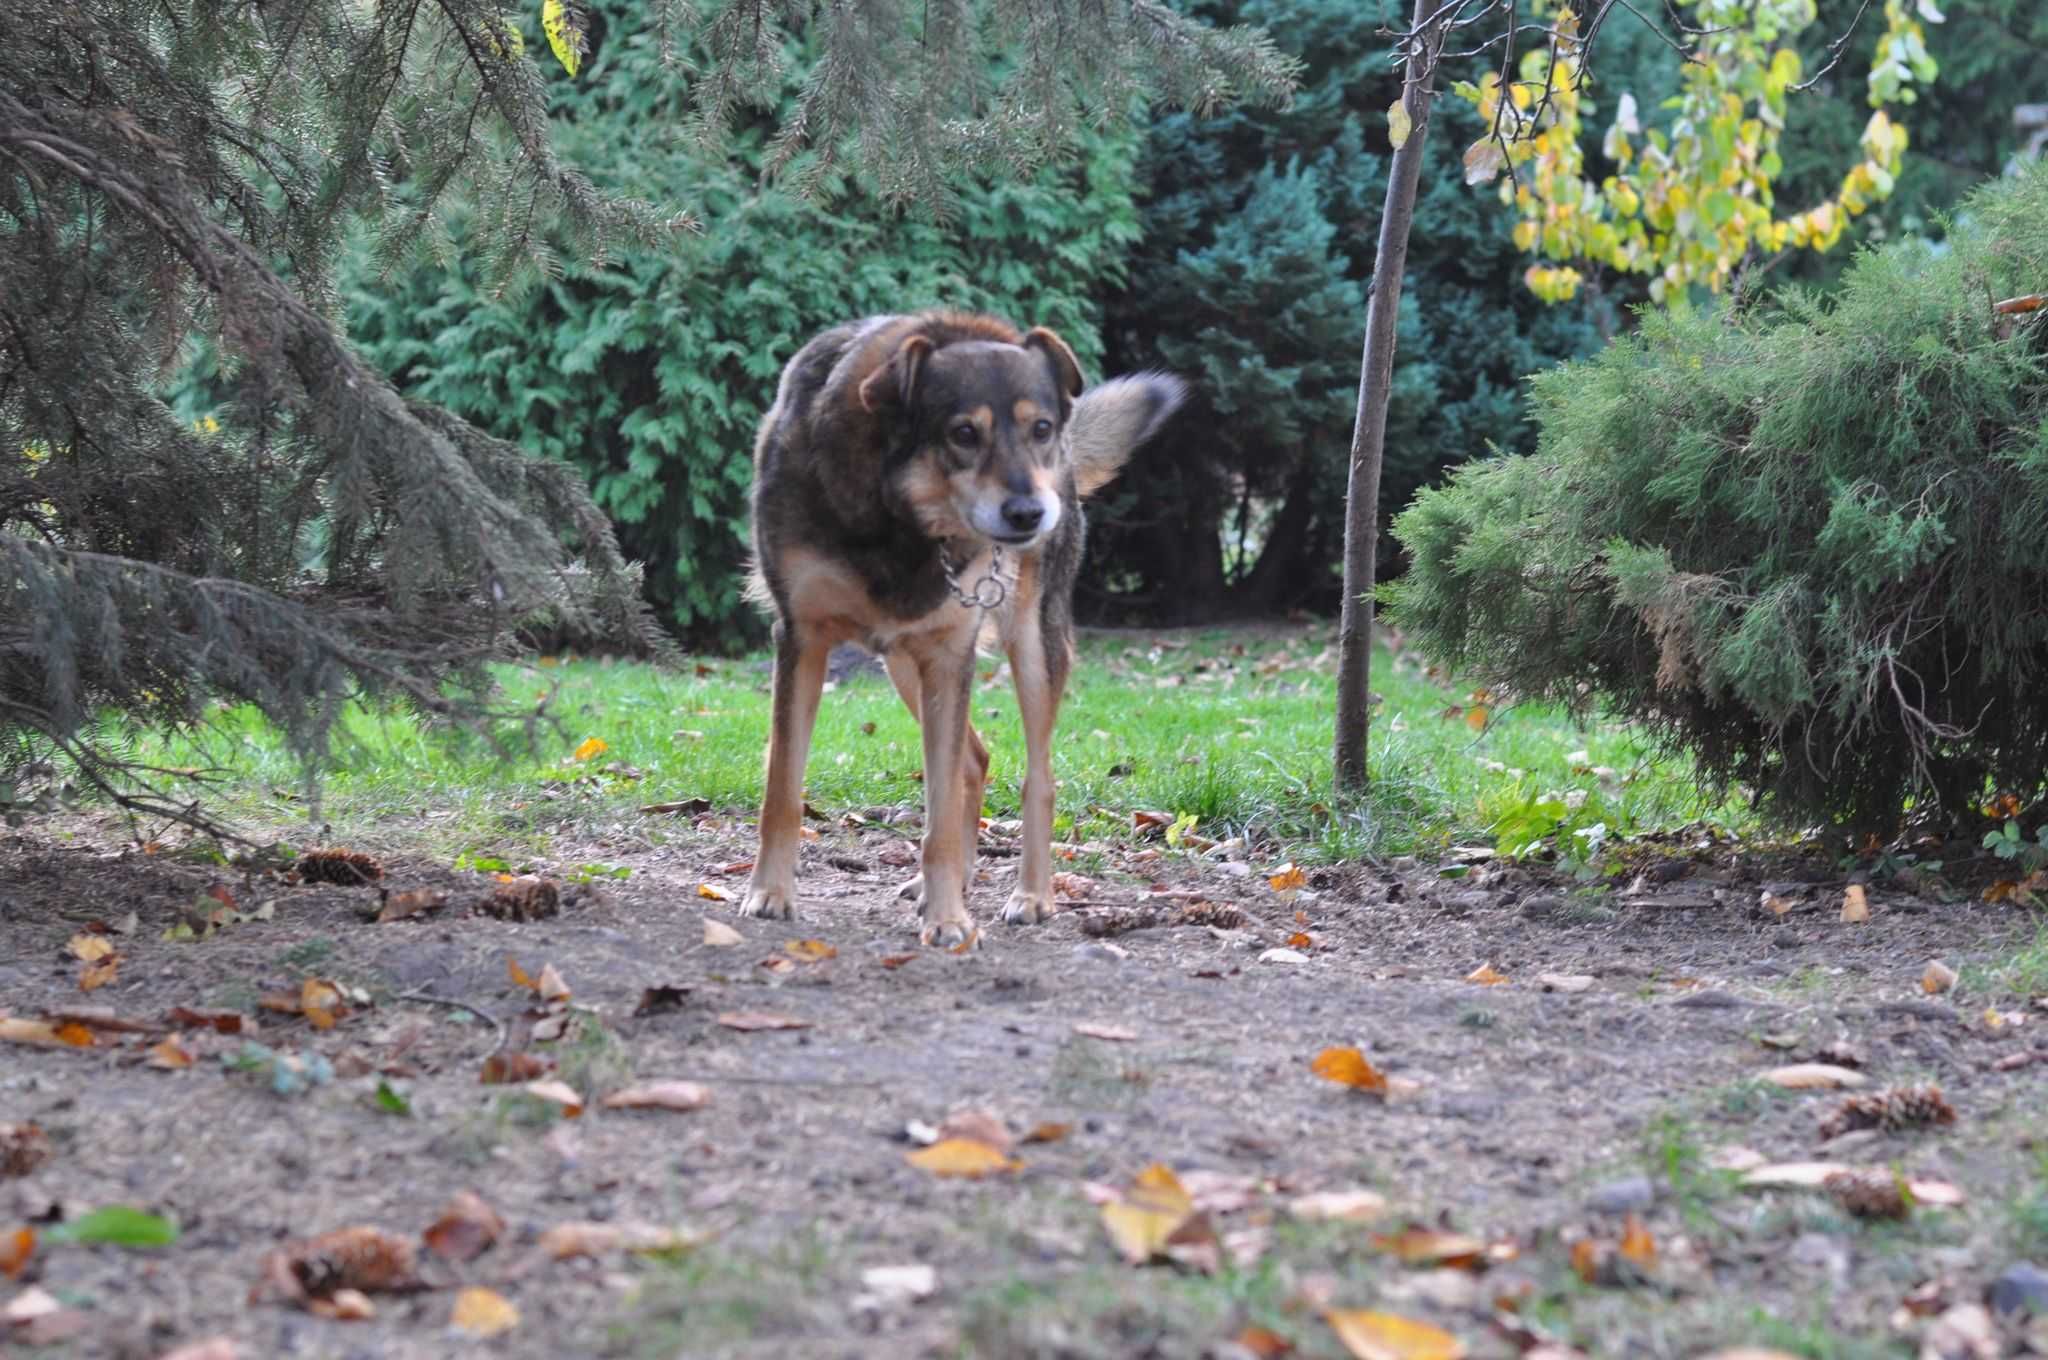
[1258,948,1310,965]
[1073,943,1128,964]
[1587,1175,1656,1215]
[1990,1261,2048,1318]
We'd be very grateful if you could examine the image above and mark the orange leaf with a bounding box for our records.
[422,1191,506,1263]
[1287,931,1314,949]
[1022,1122,1072,1145]
[1464,963,1509,986]
[0,1227,33,1280]
[1993,293,2046,314]
[698,882,735,902]
[879,954,917,969]
[906,1138,1020,1178]
[1370,1227,1485,1269]
[147,1034,197,1069]
[1324,1308,1467,1360]
[1569,1238,1601,1284]
[1985,880,2021,903]
[1100,1164,1198,1263]
[507,957,539,991]
[1464,705,1489,732]
[784,939,837,961]
[78,953,120,992]
[300,977,345,1029]
[1236,1325,1296,1359]
[571,736,608,762]
[1840,884,1870,923]
[52,1022,96,1047]
[478,1052,550,1085]
[1618,1214,1656,1268]
[1268,863,1307,893]
[449,1285,520,1338]
[1310,1047,1389,1094]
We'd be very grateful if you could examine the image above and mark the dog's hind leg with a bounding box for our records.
[742,621,830,920]
[883,651,989,911]
[1001,608,1067,926]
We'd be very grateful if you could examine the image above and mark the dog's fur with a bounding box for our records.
[741,312,1185,946]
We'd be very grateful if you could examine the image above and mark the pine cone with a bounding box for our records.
[295,848,384,886]
[477,876,561,922]
[1177,901,1245,929]
[263,1225,420,1302]
[1076,905,1170,937]
[1818,1083,1957,1140]
[0,1121,53,1178]
[1823,1167,1909,1220]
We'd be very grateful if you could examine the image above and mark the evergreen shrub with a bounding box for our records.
[1388,166,2048,833]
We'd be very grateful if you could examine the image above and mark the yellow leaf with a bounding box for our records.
[1268,863,1306,893]
[542,0,584,77]
[1465,962,1509,986]
[1369,1227,1486,1268]
[68,933,115,962]
[78,953,119,992]
[785,939,837,961]
[507,956,539,990]
[301,977,344,1029]
[571,735,607,761]
[1310,1046,1389,1094]
[1100,1164,1198,1264]
[450,1285,520,1338]
[906,1138,1020,1178]
[698,882,735,902]
[1388,100,1413,150]
[1324,1308,1466,1360]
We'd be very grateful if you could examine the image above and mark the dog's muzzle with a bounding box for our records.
[973,490,1060,546]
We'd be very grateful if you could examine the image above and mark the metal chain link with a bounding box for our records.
[941,544,1006,611]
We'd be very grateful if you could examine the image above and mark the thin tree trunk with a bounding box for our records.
[1334,0,1438,793]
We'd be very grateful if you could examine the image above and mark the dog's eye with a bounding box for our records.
[1032,419,1055,442]
[948,423,980,449]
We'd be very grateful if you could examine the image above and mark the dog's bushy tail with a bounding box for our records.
[1069,373,1187,497]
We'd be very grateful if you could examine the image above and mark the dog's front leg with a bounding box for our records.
[1002,613,1066,926]
[742,621,830,920]
[910,641,980,948]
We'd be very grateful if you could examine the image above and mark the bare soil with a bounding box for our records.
[3,812,2046,1359]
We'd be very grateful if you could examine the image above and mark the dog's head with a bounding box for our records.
[860,324,1085,550]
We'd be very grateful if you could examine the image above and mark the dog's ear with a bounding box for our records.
[858,334,934,414]
[1023,327,1084,409]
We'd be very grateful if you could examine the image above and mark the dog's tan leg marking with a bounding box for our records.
[901,637,980,948]
[1002,601,1065,926]
[742,624,830,920]
[883,650,989,913]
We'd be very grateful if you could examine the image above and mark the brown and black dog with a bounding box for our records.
[741,312,1184,946]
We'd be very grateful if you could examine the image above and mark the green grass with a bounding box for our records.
[118,624,1743,862]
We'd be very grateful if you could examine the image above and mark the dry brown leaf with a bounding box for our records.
[147,1034,198,1070]
[1235,1324,1297,1358]
[422,1192,505,1263]
[1,1227,33,1280]
[1464,962,1509,986]
[0,1122,53,1179]
[257,1225,420,1308]
[1074,1021,1138,1042]
[878,953,917,969]
[68,933,115,962]
[1762,1063,1868,1090]
[934,1108,1013,1154]
[1022,1121,1072,1145]
[1324,1308,1467,1360]
[602,1081,711,1112]
[1841,884,1870,923]
[1051,872,1096,899]
[1310,1046,1388,1094]
[535,963,571,1003]
[479,1052,550,1084]
[51,1021,96,1047]
[1761,892,1796,916]
[522,1079,583,1116]
[1369,1228,1485,1269]
[714,1011,810,1032]
[1289,1189,1390,1223]
[77,952,120,992]
[1922,960,1958,994]
[906,1138,1020,1178]
[450,1285,520,1338]
[164,1006,251,1035]
[702,918,744,948]
[374,889,449,924]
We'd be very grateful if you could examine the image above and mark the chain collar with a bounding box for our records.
[941,543,1006,611]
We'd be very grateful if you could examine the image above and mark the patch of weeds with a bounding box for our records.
[278,936,335,970]
[556,1012,634,1101]
[1641,1112,1738,1226]
[605,1234,838,1357]
[1049,1039,1151,1109]
[1731,1303,1910,1359]
[1963,925,2048,1001]
[1709,1077,1773,1120]
[1559,889,1618,924]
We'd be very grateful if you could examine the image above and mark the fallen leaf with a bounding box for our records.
[1100,1164,1203,1266]
[948,927,981,954]
[1464,963,1508,986]
[45,1205,179,1247]
[1268,863,1307,893]
[1761,891,1796,916]
[1289,1189,1390,1222]
[535,963,571,1003]
[1259,948,1310,965]
[1370,1227,1485,1269]
[785,939,837,961]
[698,882,735,903]
[507,957,539,991]
[1311,1047,1388,1094]
[0,1018,69,1047]
[68,933,115,962]
[571,736,608,762]
[1021,1122,1072,1145]
[702,918,744,948]
[935,1109,1014,1154]
[165,1006,251,1035]
[1287,931,1315,949]
[1236,1324,1297,1358]
[0,1122,53,1178]
[375,889,450,924]
[1464,704,1489,732]
[879,953,917,969]
[299,977,346,1029]
[1051,872,1096,899]
[1075,1021,1138,1042]
[422,1191,506,1262]
[1618,1213,1656,1267]
[1741,1161,1853,1188]
[860,1264,938,1303]
[521,1079,583,1117]
[0,1226,32,1279]
[255,1225,421,1308]
[1324,1308,1466,1360]
[906,1139,1020,1178]
[602,1081,711,1112]
[147,1034,198,1069]
[450,1285,520,1338]
[1841,884,1870,923]
[1762,1063,1868,1090]
[715,1011,810,1032]
[1922,960,1958,994]
[307,1288,376,1321]
[536,1221,703,1260]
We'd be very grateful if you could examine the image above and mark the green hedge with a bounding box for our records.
[1387,165,2048,833]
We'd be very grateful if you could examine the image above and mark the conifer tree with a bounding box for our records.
[1,0,1294,823]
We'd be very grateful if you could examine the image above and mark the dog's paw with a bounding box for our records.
[895,874,924,905]
[738,884,797,920]
[1001,888,1055,925]
[919,914,980,950]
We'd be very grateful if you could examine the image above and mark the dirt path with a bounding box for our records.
[3,817,2045,1359]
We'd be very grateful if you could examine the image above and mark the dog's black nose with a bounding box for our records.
[1000,496,1044,534]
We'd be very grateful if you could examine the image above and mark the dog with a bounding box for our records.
[740,312,1185,947]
